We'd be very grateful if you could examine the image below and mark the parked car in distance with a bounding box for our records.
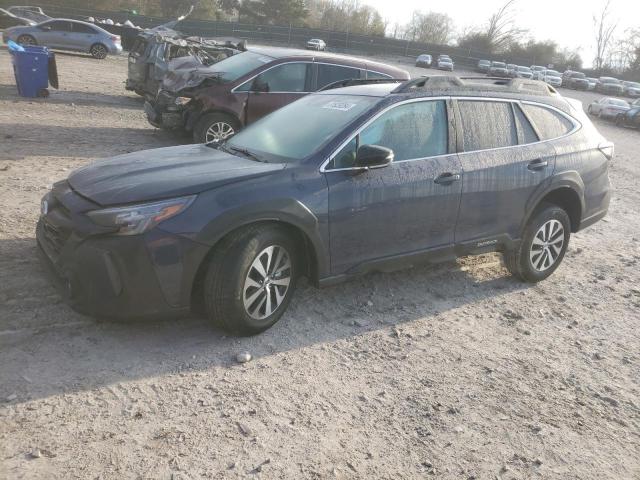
[476,59,491,73]
[415,54,432,68]
[36,75,612,335]
[0,7,35,28]
[6,5,49,23]
[633,98,640,107]
[587,77,597,90]
[621,80,640,98]
[145,46,410,143]
[506,63,516,72]
[436,56,454,71]
[531,65,546,79]
[615,106,640,128]
[541,69,562,88]
[510,65,533,79]
[587,97,630,118]
[4,18,123,58]
[306,38,326,51]
[596,77,623,95]
[489,61,509,77]
[562,71,589,90]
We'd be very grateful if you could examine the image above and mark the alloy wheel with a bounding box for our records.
[205,122,234,143]
[91,44,107,59]
[529,219,564,272]
[17,35,35,46]
[243,245,292,320]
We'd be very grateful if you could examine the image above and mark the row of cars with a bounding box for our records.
[415,54,454,71]
[588,97,640,128]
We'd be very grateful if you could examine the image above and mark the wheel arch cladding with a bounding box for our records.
[189,219,320,311]
[537,187,583,233]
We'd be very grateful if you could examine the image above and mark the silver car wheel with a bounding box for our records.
[529,219,564,272]
[205,122,234,143]
[243,245,292,321]
[17,35,35,45]
[91,44,107,59]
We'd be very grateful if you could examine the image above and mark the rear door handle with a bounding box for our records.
[528,159,549,171]
[434,172,461,185]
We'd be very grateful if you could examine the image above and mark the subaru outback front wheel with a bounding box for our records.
[504,203,571,282]
[203,224,298,335]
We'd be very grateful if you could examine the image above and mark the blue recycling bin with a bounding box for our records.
[8,41,58,98]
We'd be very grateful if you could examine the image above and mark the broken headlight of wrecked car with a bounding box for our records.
[87,196,195,235]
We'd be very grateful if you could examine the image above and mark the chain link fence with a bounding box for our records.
[1,3,541,68]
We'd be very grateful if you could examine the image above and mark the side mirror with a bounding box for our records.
[251,78,269,93]
[354,144,393,170]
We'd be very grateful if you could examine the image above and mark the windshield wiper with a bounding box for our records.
[226,145,266,162]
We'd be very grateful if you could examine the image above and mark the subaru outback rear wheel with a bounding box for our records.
[203,224,298,335]
[505,203,571,282]
[17,34,36,46]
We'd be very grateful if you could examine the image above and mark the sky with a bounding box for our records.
[362,0,640,66]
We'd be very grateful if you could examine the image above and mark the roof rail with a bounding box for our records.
[319,78,404,91]
[391,75,556,96]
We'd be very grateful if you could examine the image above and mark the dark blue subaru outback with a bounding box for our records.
[37,76,612,334]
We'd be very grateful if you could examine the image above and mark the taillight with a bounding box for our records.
[598,142,614,160]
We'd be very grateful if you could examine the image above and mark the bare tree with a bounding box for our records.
[593,0,617,70]
[403,11,454,45]
[485,0,527,51]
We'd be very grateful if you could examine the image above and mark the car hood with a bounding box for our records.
[67,144,285,207]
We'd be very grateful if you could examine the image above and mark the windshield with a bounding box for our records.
[571,72,586,78]
[493,62,506,68]
[601,77,619,83]
[226,94,379,163]
[625,81,640,88]
[518,66,532,72]
[207,51,274,83]
[545,70,560,76]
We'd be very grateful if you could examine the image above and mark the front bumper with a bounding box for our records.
[36,186,209,319]
[144,100,186,129]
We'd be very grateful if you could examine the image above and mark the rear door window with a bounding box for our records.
[521,104,574,140]
[457,100,517,151]
[72,23,98,34]
[317,64,361,89]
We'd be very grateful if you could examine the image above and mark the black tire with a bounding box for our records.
[17,34,36,46]
[587,105,593,115]
[90,43,108,59]
[615,114,623,127]
[193,112,240,144]
[504,203,571,283]
[203,224,299,335]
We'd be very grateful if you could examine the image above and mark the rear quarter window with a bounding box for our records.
[521,104,574,140]
[317,64,361,89]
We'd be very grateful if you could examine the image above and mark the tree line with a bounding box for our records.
[35,0,640,77]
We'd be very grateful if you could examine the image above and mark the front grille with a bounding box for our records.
[42,218,70,255]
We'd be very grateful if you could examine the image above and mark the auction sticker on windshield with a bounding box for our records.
[322,101,357,111]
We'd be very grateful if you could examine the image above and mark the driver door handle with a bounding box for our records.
[434,172,461,185]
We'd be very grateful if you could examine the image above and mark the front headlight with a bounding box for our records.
[175,96,191,106]
[87,195,195,235]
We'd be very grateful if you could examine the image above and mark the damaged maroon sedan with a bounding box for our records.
[144,46,410,143]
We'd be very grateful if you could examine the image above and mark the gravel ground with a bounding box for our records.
[0,47,639,480]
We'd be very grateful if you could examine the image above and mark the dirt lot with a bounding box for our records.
[1,47,639,480]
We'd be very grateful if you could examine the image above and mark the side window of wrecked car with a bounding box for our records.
[236,63,312,93]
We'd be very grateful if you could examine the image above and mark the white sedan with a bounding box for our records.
[541,70,562,87]
[306,38,326,51]
[588,97,630,118]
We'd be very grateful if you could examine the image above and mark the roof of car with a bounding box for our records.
[318,75,573,112]
[245,46,409,75]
